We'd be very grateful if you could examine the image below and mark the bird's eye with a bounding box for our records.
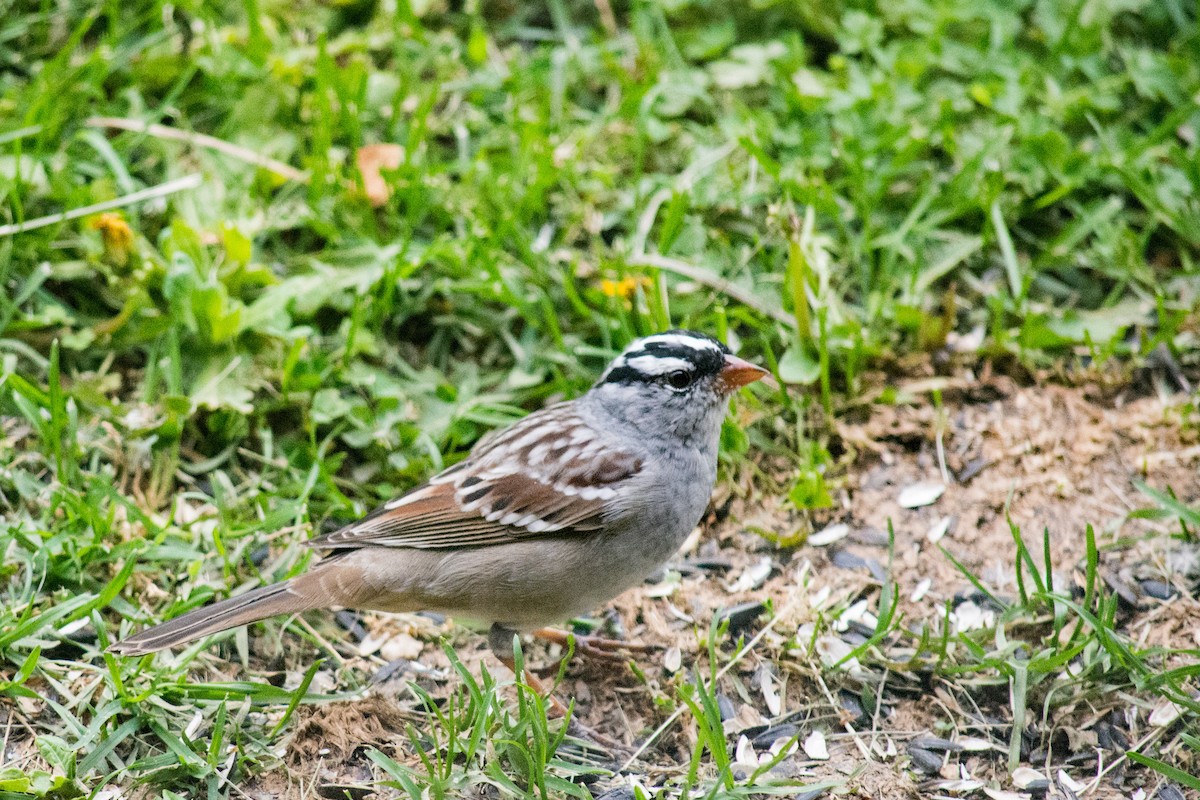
[666,370,693,389]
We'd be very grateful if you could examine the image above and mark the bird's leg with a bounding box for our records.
[532,626,654,662]
[487,624,629,754]
[488,623,571,716]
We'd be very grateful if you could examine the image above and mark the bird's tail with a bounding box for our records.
[109,578,318,656]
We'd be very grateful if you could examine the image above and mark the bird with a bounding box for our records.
[110,329,768,682]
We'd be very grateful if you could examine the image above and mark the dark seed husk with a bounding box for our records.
[1155,784,1186,800]
[317,784,372,800]
[839,690,867,724]
[794,789,828,800]
[594,787,635,800]
[680,555,735,572]
[717,693,736,721]
[909,735,962,753]
[334,610,367,641]
[956,457,989,484]
[1102,571,1139,608]
[907,747,944,774]
[752,724,801,749]
[830,549,887,582]
[1139,579,1177,600]
[717,600,768,635]
[369,659,410,685]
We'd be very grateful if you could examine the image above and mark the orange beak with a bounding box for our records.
[716,354,769,393]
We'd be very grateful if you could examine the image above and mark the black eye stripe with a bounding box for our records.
[600,365,648,385]
[602,365,697,386]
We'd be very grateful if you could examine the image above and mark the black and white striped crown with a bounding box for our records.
[599,329,729,386]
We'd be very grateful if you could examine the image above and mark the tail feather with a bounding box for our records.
[110,580,314,656]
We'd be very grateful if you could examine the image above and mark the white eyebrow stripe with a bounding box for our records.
[622,355,694,375]
[636,333,720,352]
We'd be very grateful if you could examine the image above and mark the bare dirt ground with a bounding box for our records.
[252,380,1200,799]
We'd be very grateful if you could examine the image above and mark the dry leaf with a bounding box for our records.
[1011,767,1044,789]
[983,790,1027,800]
[944,780,985,793]
[722,703,765,735]
[950,600,993,632]
[899,481,946,508]
[809,523,850,546]
[803,729,829,760]
[356,143,405,207]
[815,634,863,676]
[910,578,932,602]
[380,632,424,662]
[358,634,386,657]
[664,646,682,673]
[957,736,998,752]
[1149,699,1185,727]
[926,516,952,543]
[725,556,773,592]
[760,667,781,716]
[1056,770,1085,792]
[735,735,758,768]
[645,571,680,598]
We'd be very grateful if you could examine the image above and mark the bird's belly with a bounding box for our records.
[432,529,688,629]
[345,520,698,629]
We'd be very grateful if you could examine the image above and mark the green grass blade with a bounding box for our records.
[1124,751,1200,790]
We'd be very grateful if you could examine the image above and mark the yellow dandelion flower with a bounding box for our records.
[89,213,135,267]
[600,276,650,299]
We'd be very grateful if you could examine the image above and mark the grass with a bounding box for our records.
[2,0,1199,796]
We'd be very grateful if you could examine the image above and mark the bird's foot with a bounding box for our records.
[532,627,654,662]
[562,716,632,757]
[487,623,638,758]
[533,684,632,756]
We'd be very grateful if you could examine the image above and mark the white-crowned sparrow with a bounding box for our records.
[110,330,767,664]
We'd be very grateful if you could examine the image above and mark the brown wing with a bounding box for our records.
[306,404,643,551]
